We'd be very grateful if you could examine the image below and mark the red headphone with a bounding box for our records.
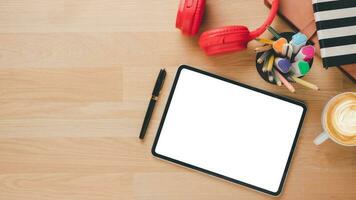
[176,0,280,56]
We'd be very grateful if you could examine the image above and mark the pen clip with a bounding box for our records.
[152,69,166,96]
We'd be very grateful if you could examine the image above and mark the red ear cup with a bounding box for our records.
[198,26,252,56]
[176,0,206,36]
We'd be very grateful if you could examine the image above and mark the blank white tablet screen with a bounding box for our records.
[154,68,304,193]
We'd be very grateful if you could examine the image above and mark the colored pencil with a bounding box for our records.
[255,38,275,45]
[257,50,272,64]
[267,26,282,39]
[255,45,272,53]
[267,54,275,72]
[262,56,269,72]
[291,76,319,91]
[268,71,274,82]
[273,69,282,86]
[275,70,295,93]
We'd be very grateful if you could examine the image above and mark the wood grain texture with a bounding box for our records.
[0,0,355,199]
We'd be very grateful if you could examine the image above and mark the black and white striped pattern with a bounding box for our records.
[313,0,356,68]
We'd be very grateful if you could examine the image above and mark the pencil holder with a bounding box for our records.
[255,32,314,85]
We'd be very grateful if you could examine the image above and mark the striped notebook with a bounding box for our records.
[313,0,356,68]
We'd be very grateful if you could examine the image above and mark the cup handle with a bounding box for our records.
[313,131,329,145]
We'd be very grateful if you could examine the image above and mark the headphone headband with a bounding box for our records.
[249,0,279,39]
[176,0,280,55]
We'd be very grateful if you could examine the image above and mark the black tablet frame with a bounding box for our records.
[151,65,307,196]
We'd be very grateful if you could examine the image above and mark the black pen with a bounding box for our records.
[139,69,166,139]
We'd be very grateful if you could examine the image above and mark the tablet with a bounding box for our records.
[152,65,306,196]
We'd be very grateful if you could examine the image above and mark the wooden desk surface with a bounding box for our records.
[0,1,354,199]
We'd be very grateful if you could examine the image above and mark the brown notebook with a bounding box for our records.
[265,0,355,83]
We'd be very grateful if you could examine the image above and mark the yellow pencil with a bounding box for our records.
[291,76,319,91]
[254,45,272,53]
[255,38,275,45]
[267,54,275,72]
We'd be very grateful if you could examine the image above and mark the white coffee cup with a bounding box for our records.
[313,92,356,146]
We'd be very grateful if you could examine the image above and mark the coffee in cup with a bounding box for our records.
[314,92,356,146]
